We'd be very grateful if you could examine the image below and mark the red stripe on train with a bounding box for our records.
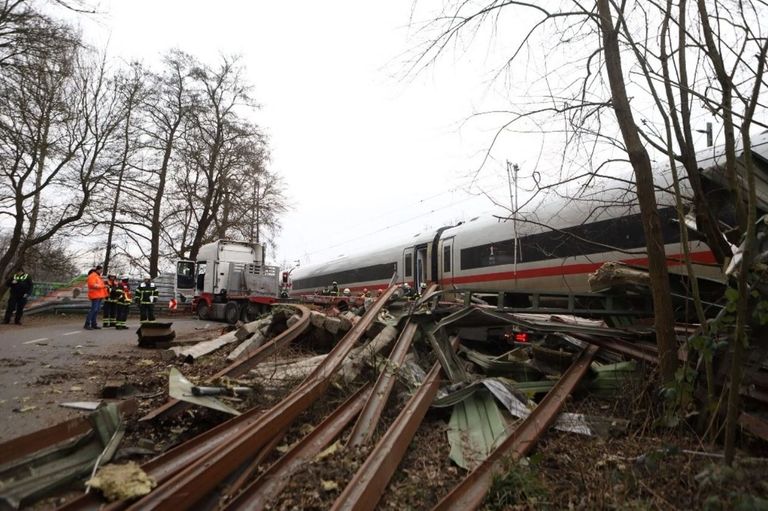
[442,250,717,286]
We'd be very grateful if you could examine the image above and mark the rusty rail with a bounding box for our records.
[224,385,372,510]
[330,337,457,511]
[431,344,599,510]
[141,304,311,421]
[58,400,280,511]
[124,286,398,510]
[573,333,658,364]
[346,321,419,448]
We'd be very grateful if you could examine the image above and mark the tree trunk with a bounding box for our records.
[597,0,678,383]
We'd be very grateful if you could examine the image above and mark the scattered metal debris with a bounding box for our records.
[0,403,126,509]
[167,367,241,416]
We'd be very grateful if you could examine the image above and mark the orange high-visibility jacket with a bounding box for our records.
[87,271,108,300]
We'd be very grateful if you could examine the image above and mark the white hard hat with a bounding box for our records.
[343,288,350,294]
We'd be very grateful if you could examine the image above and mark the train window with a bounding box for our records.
[405,254,413,277]
[443,246,451,272]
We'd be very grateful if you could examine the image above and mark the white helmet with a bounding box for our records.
[343,288,351,296]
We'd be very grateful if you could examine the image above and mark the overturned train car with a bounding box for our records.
[289,133,768,299]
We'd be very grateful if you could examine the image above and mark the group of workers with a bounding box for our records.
[317,281,426,300]
[85,265,159,330]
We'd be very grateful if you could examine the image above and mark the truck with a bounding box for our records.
[175,240,285,324]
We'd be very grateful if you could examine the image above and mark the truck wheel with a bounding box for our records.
[244,303,261,322]
[197,301,210,320]
[224,301,240,325]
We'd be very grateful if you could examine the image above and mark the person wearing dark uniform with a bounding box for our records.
[330,281,339,296]
[3,268,33,325]
[102,274,119,327]
[115,276,131,330]
[135,276,158,323]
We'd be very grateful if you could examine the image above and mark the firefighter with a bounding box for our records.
[135,276,159,323]
[115,276,131,330]
[3,268,33,325]
[102,274,119,327]
[330,281,339,296]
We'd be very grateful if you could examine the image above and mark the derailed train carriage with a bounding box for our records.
[289,133,768,303]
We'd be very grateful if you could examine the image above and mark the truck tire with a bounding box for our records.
[197,301,210,320]
[224,301,240,325]
[244,303,261,322]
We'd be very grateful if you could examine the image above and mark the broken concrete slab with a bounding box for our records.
[324,316,342,335]
[227,331,266,361]
[310,311,326,328]
[168,329,240,363]
[235,316,272,341]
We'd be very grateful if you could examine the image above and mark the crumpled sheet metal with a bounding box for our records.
[447,391,507,470]
[0,404,125,509]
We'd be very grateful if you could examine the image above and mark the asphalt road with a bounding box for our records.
[0,314,220,443]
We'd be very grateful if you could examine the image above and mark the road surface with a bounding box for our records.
[0,314,221,443]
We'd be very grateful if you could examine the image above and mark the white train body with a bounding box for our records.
[290,133,768,296]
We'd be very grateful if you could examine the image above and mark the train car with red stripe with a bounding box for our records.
[289,133,768,298]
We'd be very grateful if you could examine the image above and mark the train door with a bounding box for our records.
[438,237,455,286]
[402,247,415,286]
[415,244,427,288]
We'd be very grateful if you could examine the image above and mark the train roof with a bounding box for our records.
[291,229,438,280]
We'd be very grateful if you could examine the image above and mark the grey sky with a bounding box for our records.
[68,1,557,268]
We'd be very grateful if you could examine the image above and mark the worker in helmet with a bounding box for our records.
[330,281,339,296]
[134,275,159,323]
[343,288,351,296]
[102,274,119,327]
[402,282,415,299]
[115,276,131,330]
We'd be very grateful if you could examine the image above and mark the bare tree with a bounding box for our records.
[169,55,263,260]
[0,12,112,296]
[410,0,767,388]
[101,61,147,275]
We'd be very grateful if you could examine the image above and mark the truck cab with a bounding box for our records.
[176,240,281,324]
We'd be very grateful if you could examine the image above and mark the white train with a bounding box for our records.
[289,133,768,299]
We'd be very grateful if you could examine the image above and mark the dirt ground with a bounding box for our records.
[6,311,768,511]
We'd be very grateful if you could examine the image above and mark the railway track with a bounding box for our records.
[1,282,758,510]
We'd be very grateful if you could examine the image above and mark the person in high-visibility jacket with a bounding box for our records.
[115,276,131,330]
[102,274,119,327]
[134,276,159,323]
[3,268,32,325]
[84,265,108,330]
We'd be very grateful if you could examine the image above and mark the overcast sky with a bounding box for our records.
[71,1,549,268]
